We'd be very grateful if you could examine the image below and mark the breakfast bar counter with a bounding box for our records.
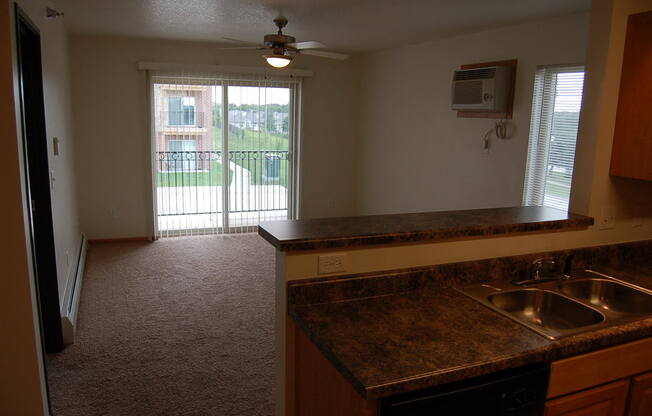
[259,206,594,252]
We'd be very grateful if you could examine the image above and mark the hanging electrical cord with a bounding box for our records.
[482,119,510,152]
[495,120,508,139]
[482,127,493,151]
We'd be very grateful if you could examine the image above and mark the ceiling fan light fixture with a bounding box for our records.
[264,54,293,68]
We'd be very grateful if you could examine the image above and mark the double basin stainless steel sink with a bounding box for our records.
[459,270,652,340]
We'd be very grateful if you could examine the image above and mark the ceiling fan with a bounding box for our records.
[216,16,349,68]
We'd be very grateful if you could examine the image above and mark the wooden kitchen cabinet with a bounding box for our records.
[544,379,629,416]
[294,328,377,416]
[547,338,652,399]
[546,338,652,416]
[610,10,652,181]
[628,371,652,416]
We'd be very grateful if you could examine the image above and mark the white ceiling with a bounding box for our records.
[55,0,591,53]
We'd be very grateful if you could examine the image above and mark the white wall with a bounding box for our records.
[68,4,652,240]
[355,13,590,215]
[284,0,652,280]
[69,35,360,239]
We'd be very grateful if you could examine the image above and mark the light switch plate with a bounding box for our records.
[598,206,616,230]
[318,254,347,274]
[53,137,60,156]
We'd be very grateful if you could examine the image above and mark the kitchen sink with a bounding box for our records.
[458,271,652,340]
[559,278,652,315]
[488,289,604,330]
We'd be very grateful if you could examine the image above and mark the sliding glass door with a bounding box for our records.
[151,74,299,237]
[226,84,293,230]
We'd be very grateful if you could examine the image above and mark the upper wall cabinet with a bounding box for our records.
[610,11,652,181]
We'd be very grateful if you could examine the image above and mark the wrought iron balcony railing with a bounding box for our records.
[155,150,289,217]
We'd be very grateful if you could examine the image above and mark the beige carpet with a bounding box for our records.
[47,234,275,416]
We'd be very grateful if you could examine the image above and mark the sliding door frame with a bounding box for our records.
[149,74,302,236]
[220,82,230,233]
[289,80,302,220]
[146,71,158,239]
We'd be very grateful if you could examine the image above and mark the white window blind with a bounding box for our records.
[523,65,585,211]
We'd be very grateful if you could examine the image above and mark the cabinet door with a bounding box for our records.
[545,379,629,416]
[628,371,652,416]
[610,11,652,181]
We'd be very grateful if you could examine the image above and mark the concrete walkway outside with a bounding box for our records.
[156,159,288,234]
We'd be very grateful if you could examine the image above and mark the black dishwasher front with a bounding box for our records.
[380,364,550,416]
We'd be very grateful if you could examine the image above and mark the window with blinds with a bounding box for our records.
[523,65,585,211]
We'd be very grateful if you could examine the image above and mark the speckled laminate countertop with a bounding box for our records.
[258,206,593,252]
[289,264,652,400]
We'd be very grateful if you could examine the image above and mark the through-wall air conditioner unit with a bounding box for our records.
[451,66,511,112]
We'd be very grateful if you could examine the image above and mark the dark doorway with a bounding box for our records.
[15,4,63,353]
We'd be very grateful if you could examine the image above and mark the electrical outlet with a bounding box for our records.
[318,254,347,274]
[598,206,616,230]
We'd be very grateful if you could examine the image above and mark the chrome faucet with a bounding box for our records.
[532,258,556,280]
[512,257,559,286]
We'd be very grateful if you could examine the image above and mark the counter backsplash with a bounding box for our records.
[288,239,652,307]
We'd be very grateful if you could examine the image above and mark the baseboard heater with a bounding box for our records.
[61,233,88,345]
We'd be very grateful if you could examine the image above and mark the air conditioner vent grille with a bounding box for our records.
[454,67,497,81]
[453,80,484,105]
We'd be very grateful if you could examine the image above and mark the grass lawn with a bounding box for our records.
[215,126,290,187]
[213,126,289,151]
[545,182,570,199]
[236,157,289,187]
[545,168,572,199]
[157,162,228,187]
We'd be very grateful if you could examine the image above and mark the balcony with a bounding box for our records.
[155,150,290,235]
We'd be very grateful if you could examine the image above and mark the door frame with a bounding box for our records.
[218,80,302,230]
[14,3,63,354]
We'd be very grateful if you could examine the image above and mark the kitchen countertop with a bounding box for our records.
[289,264,652,400]
[258,206,593,252]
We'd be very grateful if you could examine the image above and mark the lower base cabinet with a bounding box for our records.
[294,328,378,416]
[544,380,629,416]
[628,372,652,416]
[545,338,652,416]
[544,373,652,416]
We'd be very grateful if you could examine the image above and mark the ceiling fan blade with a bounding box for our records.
[221,37,260,45]
[215,46,267,50]
[300,49,350,60]
[287,41,326,50]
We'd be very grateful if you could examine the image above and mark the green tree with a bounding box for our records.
[213,103,222,127]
